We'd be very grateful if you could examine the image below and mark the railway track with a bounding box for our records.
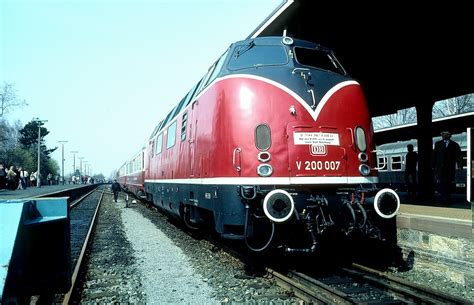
[32,187,104,304]
[61,188,104,304]
[267,263,472,304]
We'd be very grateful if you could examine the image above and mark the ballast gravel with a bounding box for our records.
[77,192,300,304]
[121,208,217,303]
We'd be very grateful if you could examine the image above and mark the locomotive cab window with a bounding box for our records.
[228,44,287,70]
[390,155,403,171]
[294,47,345,74]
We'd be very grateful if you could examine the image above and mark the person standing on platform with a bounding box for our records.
[404,144,418,198]
[30,171,37,187]
[19,167,28,189]
[111,179,121,203]
[432,131,462,204]
[6,166,17,190]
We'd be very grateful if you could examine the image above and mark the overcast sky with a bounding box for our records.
[1,0,280,177]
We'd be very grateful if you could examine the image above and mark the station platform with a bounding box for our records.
[395,192,472,287]
[0,184,95,200]
[398,192,471,220]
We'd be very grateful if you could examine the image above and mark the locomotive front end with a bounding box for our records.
[229,37,400,253]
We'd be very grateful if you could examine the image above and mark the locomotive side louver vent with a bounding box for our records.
[255,123,271,151]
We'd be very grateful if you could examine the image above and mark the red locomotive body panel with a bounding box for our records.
[146,75,376,183]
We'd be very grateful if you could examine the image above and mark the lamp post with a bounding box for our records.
[58,141,68,185]
[33,118,48,187]
[78,157,84,183]
[70,150,78,174]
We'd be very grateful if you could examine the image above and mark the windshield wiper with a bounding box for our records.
[235,41,255,58]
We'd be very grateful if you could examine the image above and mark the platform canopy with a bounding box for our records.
[249,0,474,117]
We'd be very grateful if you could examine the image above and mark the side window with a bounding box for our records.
[155,134,163,155]
[166,121,177,149]
[181,112,187,141]
[391,155,402,171]
[206,50,228,86]
[377,156,388,171]
[195,73,211,96]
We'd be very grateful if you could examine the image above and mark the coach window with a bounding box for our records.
[181,112,188,141]
[155,134,163,155]
[391,155,403,171]
[166,121,177,149]
[377,156,388,171]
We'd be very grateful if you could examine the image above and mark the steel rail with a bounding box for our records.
[266,268,354,304]
[61,189,105,305]
[345,263,473,305]
[69,188,98,208]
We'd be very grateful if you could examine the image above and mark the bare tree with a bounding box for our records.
[0,119,21,155]
[372,107,417,129]
[432,94,474,119]
[0,82,28,117]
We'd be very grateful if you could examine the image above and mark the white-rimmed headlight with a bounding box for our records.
[257,164,273,177]
[359,164,371,176]
[258,151,271,163]
[358,152,368,162]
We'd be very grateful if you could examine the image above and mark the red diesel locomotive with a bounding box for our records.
[118,36,400,253]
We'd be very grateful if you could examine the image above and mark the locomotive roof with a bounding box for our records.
[150,36,348,138]
[233,36,333,53]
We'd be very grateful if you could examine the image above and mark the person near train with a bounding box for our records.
[432,131,462,204]
[404,144,418,198]
[6,166,17,190]
[111,179,121,203]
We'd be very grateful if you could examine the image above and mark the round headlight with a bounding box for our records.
[258,151,271,163]
[358,152,368,162]
[359,164,371,176]
[257,164,273,177]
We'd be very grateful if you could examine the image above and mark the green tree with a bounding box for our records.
[2,147,35,172]
[18,119,58,179]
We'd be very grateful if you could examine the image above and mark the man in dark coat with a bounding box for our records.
[111,179,121,203]
[432,131,462,203]
[404,144,418,198]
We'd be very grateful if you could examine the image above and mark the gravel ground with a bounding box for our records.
[121,207,217,303]
[389,265,474,301]
[77,192,301,304]
[75,193,146,303]
[120,198,301,304]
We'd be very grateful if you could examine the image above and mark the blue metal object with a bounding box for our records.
[1,198,70,301]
